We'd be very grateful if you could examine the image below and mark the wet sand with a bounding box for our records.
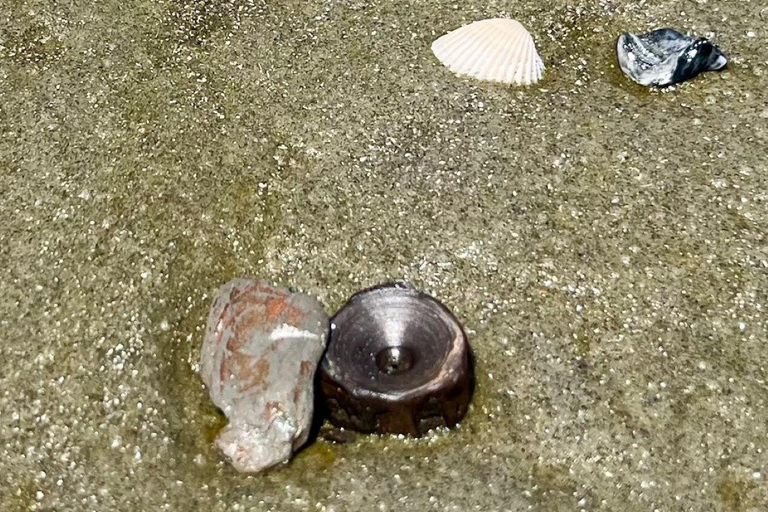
[1,0,767,510]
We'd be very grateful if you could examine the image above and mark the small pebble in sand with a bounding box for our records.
[617,28,727,86]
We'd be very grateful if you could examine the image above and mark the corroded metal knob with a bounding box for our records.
[319,284,473,436]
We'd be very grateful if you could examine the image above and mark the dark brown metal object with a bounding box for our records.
[319,284,473,437]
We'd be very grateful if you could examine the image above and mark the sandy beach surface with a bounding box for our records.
[1,0,767,510]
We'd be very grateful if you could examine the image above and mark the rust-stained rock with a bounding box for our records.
[200,279,329,473]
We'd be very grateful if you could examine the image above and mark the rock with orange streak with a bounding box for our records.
[200,278,329,473]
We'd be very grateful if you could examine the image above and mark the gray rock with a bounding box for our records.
[200,279,329,473]
[616,28,727,87]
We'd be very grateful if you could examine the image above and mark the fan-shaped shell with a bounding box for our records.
[431,18,544,85]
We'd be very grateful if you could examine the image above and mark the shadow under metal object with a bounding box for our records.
[319,283,473,436]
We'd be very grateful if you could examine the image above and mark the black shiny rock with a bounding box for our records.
[617,28,727,87]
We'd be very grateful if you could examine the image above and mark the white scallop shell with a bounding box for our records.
[431,18,545,86]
